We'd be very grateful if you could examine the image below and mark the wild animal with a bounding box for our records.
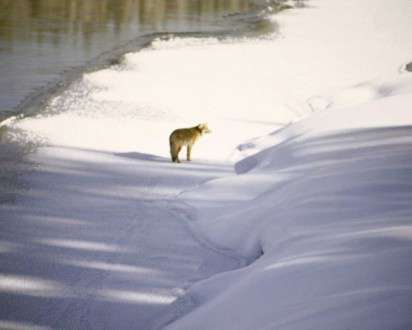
[169,123,211,163]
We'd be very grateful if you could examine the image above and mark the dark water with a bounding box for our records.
[0,0,282,121]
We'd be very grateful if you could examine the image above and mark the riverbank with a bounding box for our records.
[0,0,278,122]
[0,0,283,212]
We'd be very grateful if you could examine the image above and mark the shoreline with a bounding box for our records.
[0,0,285,125]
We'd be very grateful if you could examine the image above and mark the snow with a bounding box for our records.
[0,147,241,329]
[170,90,412,330]
[2,0,412,329]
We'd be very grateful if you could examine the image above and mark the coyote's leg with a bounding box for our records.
[170,141,182,163]
[176,146,182,163]
[187,144,192,161]
[170,142,177,162]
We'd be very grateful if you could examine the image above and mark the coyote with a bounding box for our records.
[169,123,211,163]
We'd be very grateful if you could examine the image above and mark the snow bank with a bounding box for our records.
[165,0,412,328]
[170,76,412,330]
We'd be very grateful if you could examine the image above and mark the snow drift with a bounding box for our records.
[165,1,412,327]
[171,83,412,329]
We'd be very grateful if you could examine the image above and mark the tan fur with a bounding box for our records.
[169,123,211,163]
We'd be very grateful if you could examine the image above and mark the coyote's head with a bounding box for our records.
[197,123,211,134]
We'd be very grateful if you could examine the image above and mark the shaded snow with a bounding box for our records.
[171,91,412,330]
[0,147,242,329]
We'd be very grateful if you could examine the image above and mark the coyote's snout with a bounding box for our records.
[169,123,211,163]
